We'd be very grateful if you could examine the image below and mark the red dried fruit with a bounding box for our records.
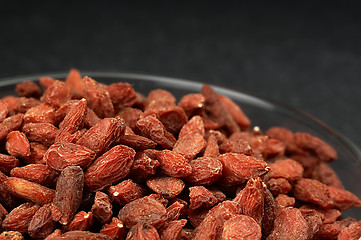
[165,199,187,222]
[41,81,73,109]
[12,97,41,114]
[219,94,251,130]
[189,186,218,210]
[50,231,112,240]
[159,219,187,240]
[0,231,24,240]
[294,132,337,162]
[147,176,185,199]
[108,179,145,205]
[76,117,125,157]
[234,177,265,224]
[24,103,56,124]
[327,185,361,211]
[83,76,114,118]
[173,133,207,161]
[118,195,167,229]
[0,172,20,210]
[0,100,9,123]
[15,81,41,98]
[126,223,160,240]
[65,68,84,98]
[266,178,292,196]
[136,115,176,149]
[91,191,113,224]
[262,188,277,238]
[22,122,59,147]
[28,204,56,240]
[106,82,137,113]
[203,134,219,158]
[100,217,126,240]
[177,93,205,117]
[10,164,57,187]
[184,157,223,185]
[2,96,19,114]
[267,207,309,240]
[84,107,102,128]
[300,204,341,224]
[217,153,269,186]
[275,194,295,210]
[38,77,56,91]
[66,211,93,231]
[58,98,87,134]
[191,213,223,240]
[293,178,334,209]
[129,151,160,182]
[299,208,323,239]
[266,159,304,182]
[117,127,157,151]
[312,162,344,189]
[4,177,55,205]
[219,137,252,155]
[0,114,24,141]
[178,115,205,139]
[146,89,176,109]
[202,84,240,134]
[337,221,361,240]
[222,215,262,240]
[23,142,48,165]
[6,131,30,158]
[44,229,62,240]
[45,143,95,171]
[2,203,40,234]
[290,154,320,178]
[266,127,299,153]
[154,150,192,178]
[0,154,19,175]
[116,107,143,130]
[84,145,135,191]
[53,166,84,225]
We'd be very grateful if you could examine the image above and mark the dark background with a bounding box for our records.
[1,1,361,149]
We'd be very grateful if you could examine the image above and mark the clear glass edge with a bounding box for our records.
[1,71,360,162]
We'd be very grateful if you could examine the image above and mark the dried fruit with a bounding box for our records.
[53,166,84,225]
[91,191,112,224]
[66,211,93,231]
[147,176,185,199]
[84,145,135,191]
[0,154,19,175]
[2,203,40,234]
[108,179,145,205]
[45,143,95,171]
[28,204,56,240]
[4,177,55,205]
[184,157,223,185]
[100,217,126,240]
[118,195,167,229]
[10,164,57,187]
[218,153,269,186]
[154,150,192,178]
[222,215,262,240]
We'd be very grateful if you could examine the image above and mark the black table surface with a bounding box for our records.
[1,1,361,150]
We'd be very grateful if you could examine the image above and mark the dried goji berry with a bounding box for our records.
[10,164,58,188]
[40,81,72,109]
[183,157,223,185]
[2,203,40,234]
[172,133,207,161]
[53,166,84,225]
[118,195,167,229]
[217,153,269,186]
[159,219,187,240]
[0,154,19,175]
[6,131,30,158]
[106,82,137,113]
[28,204,56,240]
[100,217,126,240]
[147,176,185,199]
[84,145,135,191]
[45,143,95,171]
[222,215,262,240]
[108,179,146,205]
[24,103,56,124]
[65,211,93,231]
[91,191,113,224]
[154,150,192,178]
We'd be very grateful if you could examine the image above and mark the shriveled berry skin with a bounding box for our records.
[146,176,185,199]
[2,203,40,234]
[217,153,269,186]
[28,204,56,240]
[154,150,192,178]
[84,145,135,191]
[267,207,309,240]
[4,177,55,205]
[118,196,167,229]
[184,157,223,185]
[45,143,95,171]
[222,215,262,240]
[53,166,84,225]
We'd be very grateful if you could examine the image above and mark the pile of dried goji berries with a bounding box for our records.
[0,69,360,239]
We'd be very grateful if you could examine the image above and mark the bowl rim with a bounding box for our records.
[1,71,360,161]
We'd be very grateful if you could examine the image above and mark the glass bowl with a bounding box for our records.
[1,71,361,219]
